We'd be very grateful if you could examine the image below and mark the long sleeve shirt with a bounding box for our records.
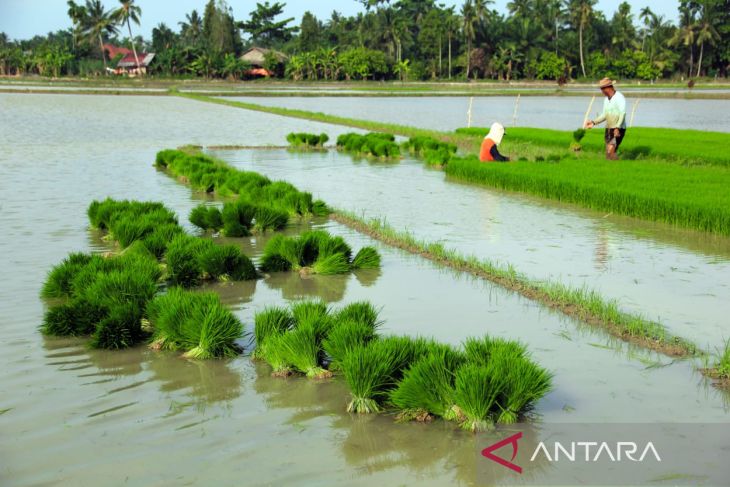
[593,91,627,129]
[479,138,509,162]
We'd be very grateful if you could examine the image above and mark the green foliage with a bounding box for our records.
[259,230,380,275]
[336,132,401,159]
[166,234,257,286]
[189,205,223,232]
[572,129,586,143]
[337,47,388,80]
[286,132,329,148]
[531,52,569,80]
[253,306,294,358]
[715,339,730,378]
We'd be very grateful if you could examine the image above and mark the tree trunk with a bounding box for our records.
[438,35,442,78]
[466,39,471,79]
[127,20,142,76]
[696,42,703,78]
[579,25,586,78]
[98,34,108,73]
[448,33,452,79]
[689,47,694,78]
[555,18,559,55]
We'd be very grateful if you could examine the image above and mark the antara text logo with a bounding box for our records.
[481,432,662,474]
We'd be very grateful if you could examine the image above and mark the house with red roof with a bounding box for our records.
[103,44,155,76]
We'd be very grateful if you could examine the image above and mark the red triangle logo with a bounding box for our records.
[481,431,523,474]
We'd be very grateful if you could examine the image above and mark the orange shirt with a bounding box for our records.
[479,138,497,162]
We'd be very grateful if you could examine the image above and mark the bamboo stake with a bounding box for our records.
[583,96,596,127]
[467,96,474,128]
[629,99,640,128]
[512,94,521,126]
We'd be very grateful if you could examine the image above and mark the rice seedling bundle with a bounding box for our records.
[453,364,507,432]
[389,345,465,420]
[155,149,328,216]
[322,319,378,372]
[341,335,429,413]
[166,234,257,286]
[286,132,330,148]
[444,155,730,236]
[253,306,294,359]
[403,136,457,165]
[146,287,243,359]
[336,133,401,159]
[221,200,256,237]
[259,230,380,275]
[189,205,223,232]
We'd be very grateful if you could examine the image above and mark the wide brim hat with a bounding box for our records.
[598,77,615,89]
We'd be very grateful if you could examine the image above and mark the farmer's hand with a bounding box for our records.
[613,128,620,137]
[584,120,595,129]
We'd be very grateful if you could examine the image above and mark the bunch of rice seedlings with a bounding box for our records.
[41,252,94,298]
[89,302,144,350]
[277,326,331,378]
[389,344,466,421]
[41,298,108,336]
[286,132,330,148]
[259,230,380,276]
[253,306,294,359]
[403,136,457,166]
[341,335,430,413]
[463,335,528,365]
[336,133,401,159]
[166,234,256,286]
[189,205,224,232]
[253,205,289,233]
[146,288,243,359]
[322,319,378,372]
[713,339,730,378]
[221,200,256,237]
[571,128,587,151]
[258,332,294,376]
[453,363,507,432]
[334,301,381,329]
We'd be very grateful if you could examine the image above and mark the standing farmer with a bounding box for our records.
[584,78,627,160]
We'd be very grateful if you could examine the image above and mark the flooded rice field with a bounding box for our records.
[214,148,730,348]
[1,93,728,486]
[223,95,730,132]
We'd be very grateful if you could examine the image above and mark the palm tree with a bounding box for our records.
[639,6,655,52]
[541,0,565,55]
[66,1,87,50]
[462,0,490,78]
[82,0,118,72]
[179,10,203,46]
[565,0,596,78]
[507,0,533,19]
[113,0,142,75]
[694,1,720,77]
[670,4,697,77]
[444,7,458,79]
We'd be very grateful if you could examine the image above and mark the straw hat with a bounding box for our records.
[598,77,615,89]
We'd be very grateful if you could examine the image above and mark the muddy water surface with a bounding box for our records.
[1,93,728,487]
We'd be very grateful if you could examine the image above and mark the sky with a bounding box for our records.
[0,0,681,42]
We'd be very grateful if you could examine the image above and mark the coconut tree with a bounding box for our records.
[66,1,87,50]
[179,10,204,46]
[694,1,720,77]
[444,7,459,79]
[670,4,698,77]
[639,6,655,52]
[82,0,118,72]
[565,0,596,78]
[113,0,142,75]
[461,0,490,79]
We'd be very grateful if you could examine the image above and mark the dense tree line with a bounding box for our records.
[0,0,728,81]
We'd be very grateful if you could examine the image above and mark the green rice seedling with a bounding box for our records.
[291,299,329,324]
[341,335,430,413]
[286,132,329,148]
[253,206,289,232]
[90,303,144,350]
[253,306,294,359]
[403,136,457,165]
[334,301,381,329]
[258,234,294,272]
[463,335,527,366]
[311,253,351,275]
[571,128,586,151]
[146,288,243,359]
[336,132,400,159]
[189,205,223,232]
[181,299,243,359]
[277,326,331,378]
[259,332,293,376]
[41,298,107,337]
[453,363,507,432]
[351,246,381,270]
[494,357,553,424]
[322,319,378,371]
[389,345,466,420]
[715,339,730,378]
[141,223,184,259]
[165,234,204,286]
[197,243,257,280]
[221,200,256,237]
[41,252,94,298]
[79,268,158,315]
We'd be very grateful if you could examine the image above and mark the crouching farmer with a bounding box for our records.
[584,77,627,160]
[479,122,509,162]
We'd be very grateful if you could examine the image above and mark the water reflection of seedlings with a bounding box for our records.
[149,351,243,410]
[265,270,349,302]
